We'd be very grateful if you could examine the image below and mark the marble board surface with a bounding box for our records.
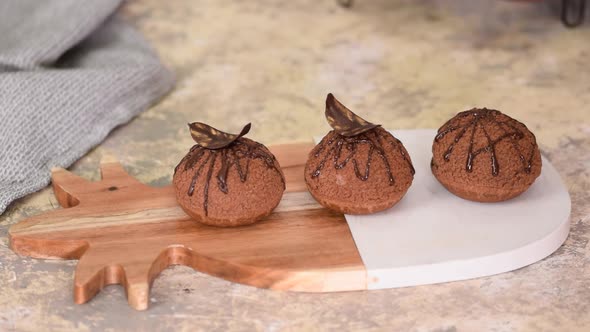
[342,129,571,289]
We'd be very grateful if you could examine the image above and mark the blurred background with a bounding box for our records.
[105,0,589,184]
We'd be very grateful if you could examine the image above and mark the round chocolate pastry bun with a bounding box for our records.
[173,122,285,227]
[304,93,415,214]
[431,108,542,202]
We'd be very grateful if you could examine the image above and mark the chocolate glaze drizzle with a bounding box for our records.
[175,139,285,216]
[434,108,536,176]
[310,128,415,185]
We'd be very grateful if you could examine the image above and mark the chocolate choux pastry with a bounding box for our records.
[174,122,285,227]
[304,94,415,214]
[431,108,542,202]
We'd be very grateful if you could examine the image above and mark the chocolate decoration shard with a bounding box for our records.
[188,122,251,149]
[325,93,380,137]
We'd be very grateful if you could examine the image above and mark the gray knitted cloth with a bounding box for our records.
[0,0,174,214]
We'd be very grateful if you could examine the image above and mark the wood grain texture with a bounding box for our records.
[8,143,366,310]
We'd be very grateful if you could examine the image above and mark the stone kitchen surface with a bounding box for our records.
[1,0,588,330]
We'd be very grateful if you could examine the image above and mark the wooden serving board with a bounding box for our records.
[8,130,571,311]
[8,142,365,311]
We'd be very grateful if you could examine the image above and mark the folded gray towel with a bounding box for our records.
[0,0,174,214]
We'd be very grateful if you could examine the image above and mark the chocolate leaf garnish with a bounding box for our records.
[188,122,251,149]
[325,93,380,137]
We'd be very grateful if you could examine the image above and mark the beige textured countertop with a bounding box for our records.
[1,0,589,330]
